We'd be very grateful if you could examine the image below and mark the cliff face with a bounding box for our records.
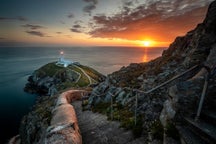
[88,1,216,143]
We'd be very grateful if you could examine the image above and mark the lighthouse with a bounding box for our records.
[59,51,65,63]
[56,51,73,67]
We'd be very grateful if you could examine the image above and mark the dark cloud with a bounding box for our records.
[67,13,74,18]
[17,16,28,21]
[83,4,96,16]
[83,0,98,5]
[73,24,82,28]
[26,31,46,37]
[22,24,44,30]
[56,32,62,34]
[70,28,82,33]
[0,37,5,40]
[83,0,98,16]
[0,16,28,21]
[70,21,85,33]
[88,0,213,41]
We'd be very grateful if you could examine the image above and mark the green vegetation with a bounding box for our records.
[91,101,143,138]
[34,62,104,91]
[79,65,104,81]
[166,122,180,140]
[36,62,63,77]
[68,65,90,87]
[150,120,164,140]
[150,120,180,141]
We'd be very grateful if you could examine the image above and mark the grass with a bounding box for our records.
[91,101,143,138]
[36,62,63,77]
[150,120,180,141]
[35,63,104,91]
[78,65,104,81]
[166,122,180,140]
[68,65,90,87]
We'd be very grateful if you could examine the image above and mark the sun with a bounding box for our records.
[142,40,151,47]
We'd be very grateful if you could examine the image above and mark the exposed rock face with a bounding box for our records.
[160,1,216,127]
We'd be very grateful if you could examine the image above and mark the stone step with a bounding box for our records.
[176,126,206,144]
[201,111,216,126]
[185,117,216,144]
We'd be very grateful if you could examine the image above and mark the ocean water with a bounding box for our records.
[0,46,166,143]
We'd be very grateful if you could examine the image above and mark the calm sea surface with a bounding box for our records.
[0,46,166,143]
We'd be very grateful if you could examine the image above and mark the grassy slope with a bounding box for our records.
[35,62,104,90]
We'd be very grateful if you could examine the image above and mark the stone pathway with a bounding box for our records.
[73,65,93,85]
[72,101,146,144]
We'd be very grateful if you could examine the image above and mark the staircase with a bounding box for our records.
[175,66,216,144]
[177,96,216,144]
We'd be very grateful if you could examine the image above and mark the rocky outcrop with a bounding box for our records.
[160,0,216,127]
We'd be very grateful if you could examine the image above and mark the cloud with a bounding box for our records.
[70,21,85,33]
[83,4,96,16]
[88,0,213,42]
[83,0,98,5]
[26,31,46,37]
[17,16,28,21]
[70,24,83,33]
[22,24,45,30]
[73,24,82,28]
[56,32,62,34]
[70,28,82,33]
[0,37,5,40]
[67,13,74,18]
[83,0,98,16]
[0,16,28,21]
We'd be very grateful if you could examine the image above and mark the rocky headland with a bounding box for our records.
[24,62,105,96]
[11,1,216,144]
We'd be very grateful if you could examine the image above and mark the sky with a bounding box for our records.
[0,0,214,47]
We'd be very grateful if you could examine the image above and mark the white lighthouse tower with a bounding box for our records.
[59,51,65,63]
[56,51,73,67]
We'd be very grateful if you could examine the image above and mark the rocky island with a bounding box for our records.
[10,1,216,144]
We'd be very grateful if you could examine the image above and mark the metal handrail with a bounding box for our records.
[124,64,199,94]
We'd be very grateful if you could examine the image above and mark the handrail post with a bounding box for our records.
[135,91,138,125]
[195,73,209,121]
[163,127,167,144]
[110,92,113,121]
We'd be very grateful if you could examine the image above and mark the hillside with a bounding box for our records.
[24,62,105,96]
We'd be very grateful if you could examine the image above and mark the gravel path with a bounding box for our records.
[72,101,146,144]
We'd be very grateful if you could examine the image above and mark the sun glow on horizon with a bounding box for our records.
[140,40,155,47]
[143,41,151,47]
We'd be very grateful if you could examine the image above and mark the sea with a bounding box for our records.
[0,46,166,143]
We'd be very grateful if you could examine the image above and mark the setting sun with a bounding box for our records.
[143,41,151,47]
